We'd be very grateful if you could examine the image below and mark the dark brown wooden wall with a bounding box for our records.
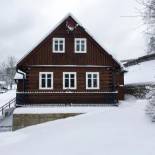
[115,72,124,100]
[17,93,117,104]
[17,16,120,70]
[24,67,113,92]
[16,16,124,102]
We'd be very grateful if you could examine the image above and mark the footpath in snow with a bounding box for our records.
[0,96,155,155]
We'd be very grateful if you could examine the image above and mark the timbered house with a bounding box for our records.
[15,14,124,106]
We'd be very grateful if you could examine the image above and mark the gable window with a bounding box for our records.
[39,72,53,89]
[75,38,87,53]
[86,72,99,89]
[53,38,65,53]
[63,72,77,90]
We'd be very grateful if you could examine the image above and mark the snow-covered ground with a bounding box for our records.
[0,96,155,155]
[14,106,117,114]
[125,59,155,85]
[0,90,16,107]
[0,90,16,130]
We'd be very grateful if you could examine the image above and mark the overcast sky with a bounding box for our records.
[0,0,146,63]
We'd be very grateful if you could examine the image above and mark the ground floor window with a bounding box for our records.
[86,72,99,89]
[39,72,53,89]
[63,72,77,90]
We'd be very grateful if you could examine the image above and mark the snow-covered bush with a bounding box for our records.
[146,88,155,121]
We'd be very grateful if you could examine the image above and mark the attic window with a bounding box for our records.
[75,38,87,53]
[53,38,65,53]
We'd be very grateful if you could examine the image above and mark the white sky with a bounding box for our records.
[0,0,146,62]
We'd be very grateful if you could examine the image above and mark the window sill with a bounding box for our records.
[39,88,53,90]
[63,88,77,90]
[53,51,65,53]
[75,51,87,53]
[86,88,100,90]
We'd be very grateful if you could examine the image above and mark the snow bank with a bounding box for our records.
[14,106,117,114]
[125,59,155,85]
[0,97,155,155]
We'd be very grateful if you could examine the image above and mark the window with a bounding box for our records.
[86,72,99,89]
[63,72,77,90]
[53,38,65,53]
[39,72,53,89]
[75,38,87,53]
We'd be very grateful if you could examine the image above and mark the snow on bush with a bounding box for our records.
[146,88,155,121]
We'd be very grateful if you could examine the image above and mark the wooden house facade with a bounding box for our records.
[15,15,124,106]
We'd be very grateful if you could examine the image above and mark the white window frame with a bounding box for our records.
[39,72,53,90]
[86,72,99,90]
[74,38,87,53]
[63,72,77,90]
[53,38,65,53]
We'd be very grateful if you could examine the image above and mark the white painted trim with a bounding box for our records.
[53,38,65,53]
[17,91,118,94]
[74,38,87,53]
[39,72,53,90]
[30,65,111,68]
[63,72,77,90]
[86,72,100,90]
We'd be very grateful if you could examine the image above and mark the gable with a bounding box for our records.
[17,15,121,70]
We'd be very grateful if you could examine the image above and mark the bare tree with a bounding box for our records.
[0,56,17,89]
[146,88,155,121]
[5,56,16,89]
[140,0,155,54]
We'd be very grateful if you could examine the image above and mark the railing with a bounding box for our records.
[0,98,16,116]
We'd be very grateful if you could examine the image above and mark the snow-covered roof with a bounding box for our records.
[125,59,155,85]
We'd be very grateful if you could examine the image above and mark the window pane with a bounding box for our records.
[81,44,85,51]
[88,79,92,87]
[42,74,45,78]
[76,40,80,44]
[81,40,85,44]
[41,79,45,88]
[88,74,91,79]
[76,44,80,51]
[55,44,58,51]
[60,40,63,44]
[47,74,51,79]
[70,74,74,78]
[59,44,63,51]
[93,79,97,87]
[65,74,69,78]
[70,79,75,87]
[65,79,69,88]
[55,40,58,43]
[93,74,97,79]
[47,79,51,88]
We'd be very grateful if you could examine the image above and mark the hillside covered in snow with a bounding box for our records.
[0,96,155,155]
[125,59,155,85]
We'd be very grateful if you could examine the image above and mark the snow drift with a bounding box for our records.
[0,96,155,155]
